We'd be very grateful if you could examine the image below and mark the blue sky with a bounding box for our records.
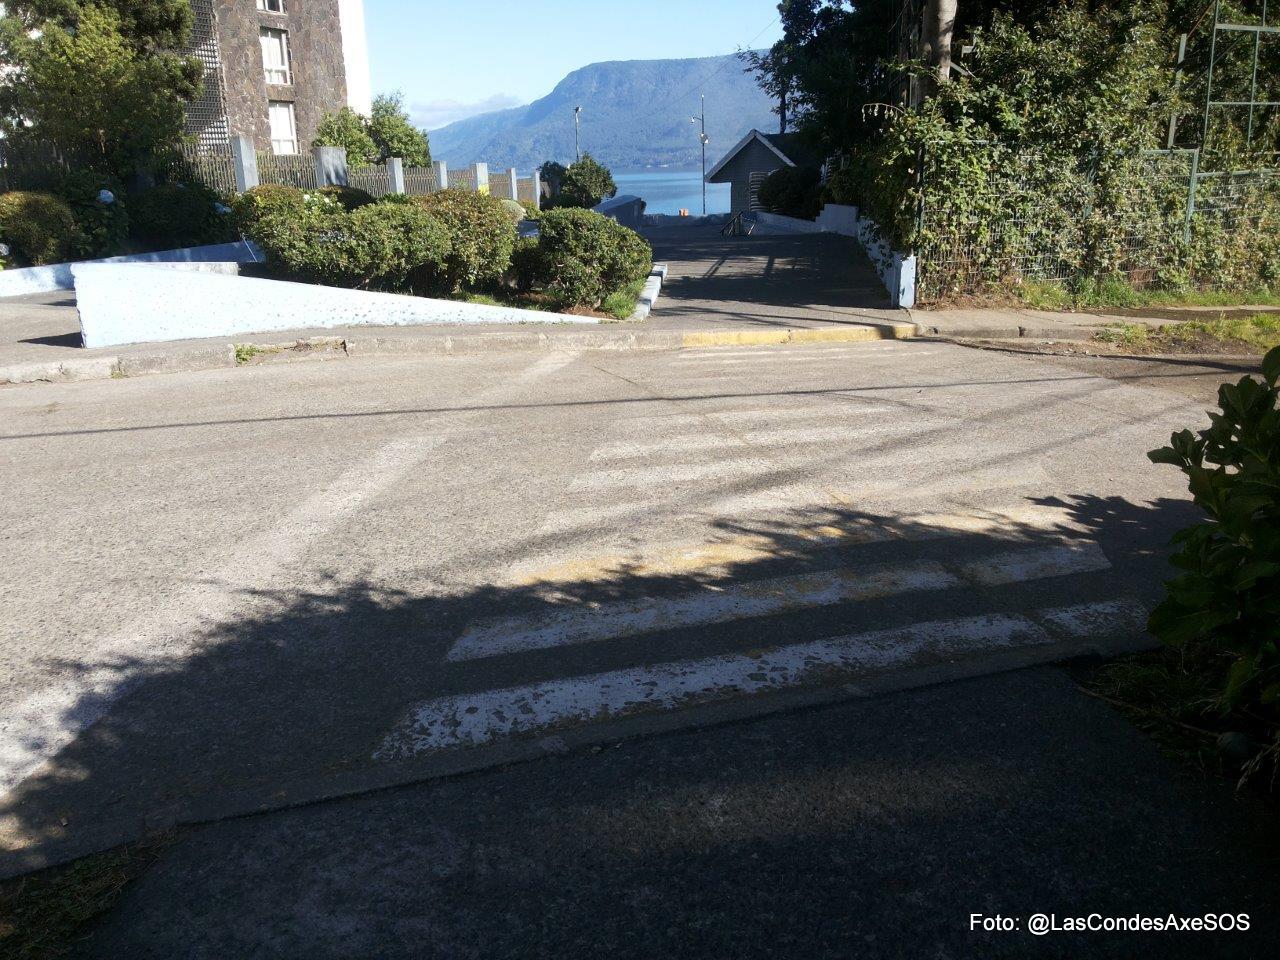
[365,0,784,130]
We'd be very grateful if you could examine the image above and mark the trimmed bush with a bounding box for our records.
[246,199,450,291]
[499,198,526,227]
[231,184,306,236]
[758,166,822,220]
[411,189,516,294]
[0,191,78,265]
[509,236,542,293]
[55,171,129,259]
[130,183,232,248]
[317,184,376,211]
[533,207,652,310]
[518,198,540,220]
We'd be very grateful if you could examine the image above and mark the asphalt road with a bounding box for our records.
[4,337,1271,955]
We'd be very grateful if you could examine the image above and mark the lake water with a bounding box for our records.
[612,168,731,216]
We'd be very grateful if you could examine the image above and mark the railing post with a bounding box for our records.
[532,169,542,210]
[387,157,406,194]
[231,135,259,193]
[506,167,520,201]
[313,145,348,187]
[471,162,489,195]
[433,160,448,191]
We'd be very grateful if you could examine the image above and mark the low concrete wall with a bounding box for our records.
[72,263,597,349]
[0,241,264,299]
[627,263,668,322]
[813,203,916,309]
[747,211,825,234]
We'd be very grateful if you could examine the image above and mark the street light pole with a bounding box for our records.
[691,94,709,215]
[574,106,582,163]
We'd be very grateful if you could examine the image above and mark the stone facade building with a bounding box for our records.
[185,0,372,155]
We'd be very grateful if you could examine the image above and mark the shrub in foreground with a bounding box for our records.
[532,207,651,309]
[411,189,515,293]
[247,198,449,291]
[316,184,376,211]
[1147,345,1280,719]
[130,183,232,248]
[55,171,129,259]
[0,191,77,264]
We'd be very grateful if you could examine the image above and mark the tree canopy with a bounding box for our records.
[313,94,432,167]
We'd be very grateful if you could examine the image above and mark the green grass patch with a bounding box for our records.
[1094,322,1151,347]
[0,835,170,959]
[1019,279,1280,311]
[1167,313,1280,351]
[602,278,646,321]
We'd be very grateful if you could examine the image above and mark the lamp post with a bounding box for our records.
[574,105,582,162]
[690,94,709,215]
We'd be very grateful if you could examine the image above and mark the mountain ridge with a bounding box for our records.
[428,53,778,171]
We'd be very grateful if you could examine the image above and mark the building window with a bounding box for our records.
[259,27,291,85]
[256,0,285,12]
[268,101,298,154]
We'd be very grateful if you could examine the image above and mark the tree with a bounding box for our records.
[0,3,200,177]
[922,0,958,89]
[556,154,616,208]
[369,93,430,166]
[312,107,378,167]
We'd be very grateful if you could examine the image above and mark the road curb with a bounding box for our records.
[2,321,922,387]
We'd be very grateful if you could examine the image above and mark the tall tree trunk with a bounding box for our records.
[921,0,957,91]
[779,89,788,134]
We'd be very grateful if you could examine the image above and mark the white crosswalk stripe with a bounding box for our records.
[377,601,1146,758]
[448,542,1110,663]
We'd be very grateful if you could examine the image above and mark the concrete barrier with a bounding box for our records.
[627,263,667,322]
[72,263,597,349]
[0,241,264,298]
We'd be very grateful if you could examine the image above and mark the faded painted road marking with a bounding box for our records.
[449,542,1109,662]
[380,605,1145,758]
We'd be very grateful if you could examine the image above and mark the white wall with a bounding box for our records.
[338,0,373,116]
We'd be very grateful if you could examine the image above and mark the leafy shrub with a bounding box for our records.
[55,171,130,259]
[246,199,449,291]
[312,106,379,167]
[130,183,232,248]
[553,154,616,209]
[499,198,526,227]
[531,207,652,309]
[518,198,540,220]
[231,184,306,236]
[1147,345,1280,715]
[317,184,375,211]
[0,191,78,264]
[758,166,822,220]
[509,236,543,292]
[411,189,515,293]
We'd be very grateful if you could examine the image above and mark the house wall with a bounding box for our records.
[211,0,351,152]
[709,138,789,214]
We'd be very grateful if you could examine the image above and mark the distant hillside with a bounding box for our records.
[429,53,778,171]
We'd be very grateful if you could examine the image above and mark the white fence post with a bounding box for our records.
[471,162,489,195]
[433,160,448,191]
[387,157,406,194]
[506,167,520,201]
[313,146,348,187]
[532,170,542,210]
[231,135,259,193]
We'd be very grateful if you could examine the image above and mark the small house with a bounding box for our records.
[705,130,820,214]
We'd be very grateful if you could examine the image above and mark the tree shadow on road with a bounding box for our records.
[1,493,1202,883]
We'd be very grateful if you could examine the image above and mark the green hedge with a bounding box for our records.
[130,183,232,248]
[55,172,129,259]
[246,198,450,291]
[0,191,77,265]
[528,208,652,310]
[231,184,307,236]
[316,184,376,211]
[410,189,516,294]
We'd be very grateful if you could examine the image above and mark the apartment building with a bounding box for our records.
[185,0,372,154]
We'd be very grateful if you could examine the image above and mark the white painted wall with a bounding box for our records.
[338,0,373,115]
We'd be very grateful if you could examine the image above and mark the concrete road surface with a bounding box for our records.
[0,340,1215,882]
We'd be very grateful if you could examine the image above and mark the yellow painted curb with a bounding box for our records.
[680,325,917,349]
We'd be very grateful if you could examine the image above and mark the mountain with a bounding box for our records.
[428,53,779,171]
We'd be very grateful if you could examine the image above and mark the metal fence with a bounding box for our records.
[155,144,238,193]
[403,165,438,195]
[913,144,1277,302]
[517,175,539,205]
[347,164,392,197]
[447,167,477,193]
[488,170,512,199]
[256,152,318,189]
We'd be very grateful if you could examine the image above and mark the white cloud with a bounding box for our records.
[412,95,525,130]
